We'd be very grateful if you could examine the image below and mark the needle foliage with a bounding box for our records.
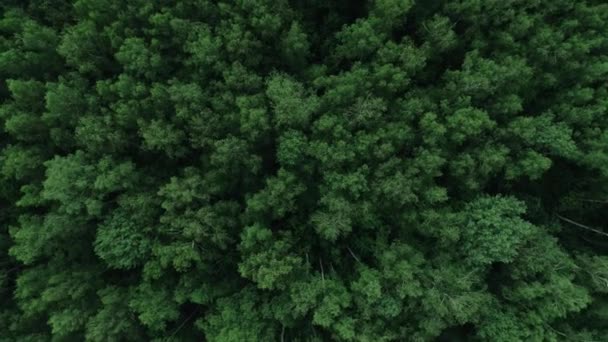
[1,0,608,341]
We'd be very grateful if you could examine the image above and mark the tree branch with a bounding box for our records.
[347,246,361,263]
[557,214,608,238]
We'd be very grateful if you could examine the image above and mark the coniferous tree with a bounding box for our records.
[1,0,608,340]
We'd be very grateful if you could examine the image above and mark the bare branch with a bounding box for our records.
[169,308,200,337]
[347,246,361,263]
[557,214,608,238]
[319,258,325,286]
[575,198,608,204]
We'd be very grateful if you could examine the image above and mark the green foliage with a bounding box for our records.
[266,74,319,129]
[1,0,608,340]
[459,196,536,266]
[94,210,151,269]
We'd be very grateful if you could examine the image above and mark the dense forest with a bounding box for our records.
[1,0,608,341]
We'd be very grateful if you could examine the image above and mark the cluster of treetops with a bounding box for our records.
[1,0,608,341]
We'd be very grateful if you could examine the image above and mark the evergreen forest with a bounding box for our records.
[1,0,608,341]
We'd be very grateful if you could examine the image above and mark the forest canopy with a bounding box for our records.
[1,0,608,341]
